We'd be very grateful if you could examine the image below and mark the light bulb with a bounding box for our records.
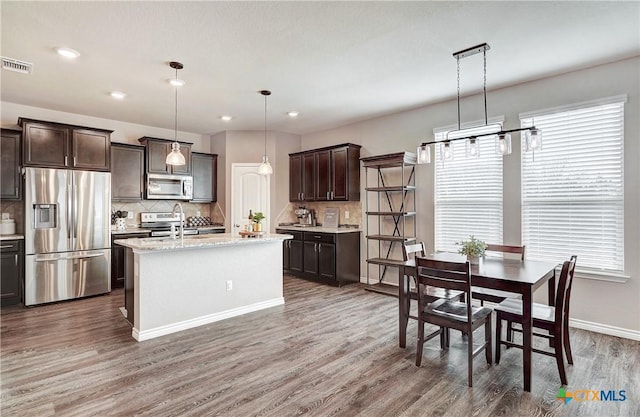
[466,138,480,158]
[440,142,453,160]
[495,133,512,155]
[417,145,431,164]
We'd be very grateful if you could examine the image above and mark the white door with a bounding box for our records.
[231,163,270,236]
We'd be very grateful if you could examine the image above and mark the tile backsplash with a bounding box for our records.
[0,201,24,234]
[112,201,224,226]
[276,201,362,227]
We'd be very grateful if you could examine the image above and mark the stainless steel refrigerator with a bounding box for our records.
[24,167,111,306]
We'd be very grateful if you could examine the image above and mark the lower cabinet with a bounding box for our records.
[277,229,360,286]
[0,240,24,306]
[111,232,150,289]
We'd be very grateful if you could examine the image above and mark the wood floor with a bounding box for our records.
[1,275,638,417]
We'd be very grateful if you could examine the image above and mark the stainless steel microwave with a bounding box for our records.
[146,174,193,200]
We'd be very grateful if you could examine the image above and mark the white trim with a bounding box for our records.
[519,94,628,119]
[132,297,285,341]
[574,269,630,283]
[569,318,640,341]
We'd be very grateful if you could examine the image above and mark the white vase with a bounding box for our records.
[467,254,480,265]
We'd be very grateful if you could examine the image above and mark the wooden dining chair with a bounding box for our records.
[415,257,493,387]
[471,244,525,305]
[402,242,463,320]
[494,255,577,385]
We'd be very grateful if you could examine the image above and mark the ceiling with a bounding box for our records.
[1,1,638,136]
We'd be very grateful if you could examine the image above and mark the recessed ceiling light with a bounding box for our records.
[220,115,233,122]
[168,78,185,87]
[110,91,126,100]
[287,111,300,117]
[55,47,80,59]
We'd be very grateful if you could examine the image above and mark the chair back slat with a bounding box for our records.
[485,244,526,260]
[403,242,426,261]
[416,257,471,293]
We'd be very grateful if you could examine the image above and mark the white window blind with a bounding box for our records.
[434,123,504,253]
[521,98,625,272]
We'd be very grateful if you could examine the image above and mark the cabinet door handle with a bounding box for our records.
[64,156,68,166]
[301,192,304,200]
[14,254,18,266]
[74,156,77,166]
[314,235,321,239]
[0,245,13,249]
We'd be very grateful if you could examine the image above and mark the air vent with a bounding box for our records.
[1,57,33,74]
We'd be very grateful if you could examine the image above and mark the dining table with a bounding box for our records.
[398,252,558,392]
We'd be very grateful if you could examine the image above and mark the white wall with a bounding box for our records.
[303,57,640,336]
[211,130,301,233]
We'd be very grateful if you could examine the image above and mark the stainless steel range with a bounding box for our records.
[140,212,198,237]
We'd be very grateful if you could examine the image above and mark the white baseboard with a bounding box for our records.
[132,297,285,342]
[569,318,640,341]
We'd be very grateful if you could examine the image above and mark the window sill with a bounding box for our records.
[574,268,630,283]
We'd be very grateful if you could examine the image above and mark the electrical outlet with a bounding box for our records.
[127,211,134,219]
[345,210,350,219]
[226,280,233,291]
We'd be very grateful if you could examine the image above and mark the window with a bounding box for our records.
[521,96,625,272]
[434,121,504,253]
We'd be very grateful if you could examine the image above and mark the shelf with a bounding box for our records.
[363,283,398,298]
[360,152,417,168]
[365,211,416,217]
[365,186,416,192]
[366,235,416,243]
[366,257,407,267]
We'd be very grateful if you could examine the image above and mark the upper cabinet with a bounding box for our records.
[290,143,361,202]
[19,118,111,171]
[111,143,145,202]
[138,137,192,175]
[191,152,218,202]
[289,153,316,202]
[1,129,22,200]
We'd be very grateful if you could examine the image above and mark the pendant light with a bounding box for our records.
[257,90,273,176]
[416,43,541,163]
[166,61,186,166]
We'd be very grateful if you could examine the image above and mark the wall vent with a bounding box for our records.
[1,57,33,74]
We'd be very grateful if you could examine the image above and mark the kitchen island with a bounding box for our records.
[114,233,292,341]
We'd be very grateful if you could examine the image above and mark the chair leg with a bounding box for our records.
[485,320,492,365]
[506,320,513,349]
[467,329,474,387]
[439,326,446,349]
[445,328,451,348]
[563,312,574,365]
[416,319,424,367]
[495,314,502,364]
[554,333,568,385]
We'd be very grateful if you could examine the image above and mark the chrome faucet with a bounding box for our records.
[171,202,185,240]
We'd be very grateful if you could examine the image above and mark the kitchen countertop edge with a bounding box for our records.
[115,233,291,252]
[275,226,361,234]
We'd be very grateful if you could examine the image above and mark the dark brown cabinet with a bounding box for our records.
[111,144,145,201]
[111,232,150,289]
[138,137,192,175]
[280,229,303,273]
[276,229,360,286]
[19,118,111,171]
[191,152,218,202]
[290,143,360,202]
[1,239,23,306]
[1,129,22,200]
[289,153,316,202]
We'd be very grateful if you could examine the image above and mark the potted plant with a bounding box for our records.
[456,235,487,264]
[251,212,265,232]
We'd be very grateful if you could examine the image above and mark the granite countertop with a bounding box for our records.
[110,225,225,235]
[275,225,361,234]
[114,233,291,252]
[0,234,24,240]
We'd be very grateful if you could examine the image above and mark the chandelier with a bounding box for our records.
[417,43,542,164]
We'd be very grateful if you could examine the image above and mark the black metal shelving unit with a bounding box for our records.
[361,152,417,297]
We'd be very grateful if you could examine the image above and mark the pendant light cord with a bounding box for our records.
[174,66,178,142]
[456,56,460,131]
[264,93,267,156]
[483,48,488,126]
